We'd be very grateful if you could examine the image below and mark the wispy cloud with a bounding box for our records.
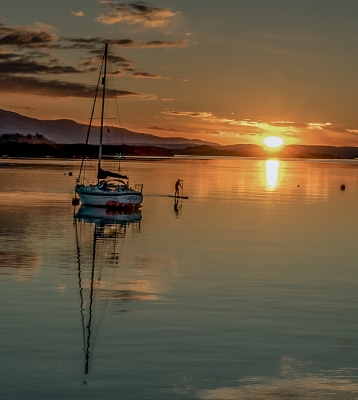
[62,36,135,50]
[307,122,332,129]
[0,73,155,99]
[213,131,258,137]
[161,110,336,135]
[161,111,265,131]
[162,110,213,118]
[96,1,178,27]
[0,54,94,75]
[71,11,84,17]
[0,20,183,101]
[63,36,189,49]
[141,40,188,48]
[0,22,58,49]
[270,120,300,126]
[8,106,39,111]
[148,126,192,133]
[147,126,220,135]
[159,110,334,142]
[132,72,170,79]
[80,48,134,71]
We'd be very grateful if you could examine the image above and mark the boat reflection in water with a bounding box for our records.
[74,205,142,377]
[75,205,142,226]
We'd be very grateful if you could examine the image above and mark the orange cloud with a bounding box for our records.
[307,122,332,130]
[162,110,213,118]
[96,1,178,28]
[71,11,84,17]
[132,72,171,79]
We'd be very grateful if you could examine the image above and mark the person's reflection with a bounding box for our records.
[174,197,181,215]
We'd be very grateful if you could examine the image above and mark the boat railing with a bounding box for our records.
[77,177,91,186]
[135,183,143,193]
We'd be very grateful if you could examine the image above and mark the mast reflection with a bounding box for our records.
[74,205,142,376]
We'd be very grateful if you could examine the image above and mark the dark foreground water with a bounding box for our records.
[1,157,358,399]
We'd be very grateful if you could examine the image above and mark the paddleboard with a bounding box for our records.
[168,195,189,199]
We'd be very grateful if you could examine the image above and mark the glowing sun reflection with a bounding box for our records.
[265,159,280,189]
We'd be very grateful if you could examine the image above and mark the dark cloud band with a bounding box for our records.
[0,74,141,98]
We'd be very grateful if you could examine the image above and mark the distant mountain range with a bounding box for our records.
[2,109,358,159]
[0,109,219,149]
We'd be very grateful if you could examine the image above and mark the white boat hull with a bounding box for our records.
[75,185,143,207]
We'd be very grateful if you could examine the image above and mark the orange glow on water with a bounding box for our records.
[265,159,280,189]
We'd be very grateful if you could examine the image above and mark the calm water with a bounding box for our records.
[1,157,358,399]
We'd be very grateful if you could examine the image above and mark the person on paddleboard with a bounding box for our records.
[175,179,182,196]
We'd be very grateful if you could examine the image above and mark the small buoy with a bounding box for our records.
[72,197,80,205]
[340,184,346,191]
[69,172,73,176]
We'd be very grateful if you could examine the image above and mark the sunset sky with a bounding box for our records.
[2,1,358,146]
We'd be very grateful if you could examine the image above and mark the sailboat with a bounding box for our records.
[75,43,143,208]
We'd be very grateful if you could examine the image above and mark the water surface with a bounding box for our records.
[1,157,358,399]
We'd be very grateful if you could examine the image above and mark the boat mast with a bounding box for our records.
[77,61,103,183]
[98,42,108,177]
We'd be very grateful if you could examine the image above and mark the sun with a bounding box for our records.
[263,136,284,149]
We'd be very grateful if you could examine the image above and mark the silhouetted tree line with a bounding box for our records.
[0,133,53,143]
[0,134,173,158]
